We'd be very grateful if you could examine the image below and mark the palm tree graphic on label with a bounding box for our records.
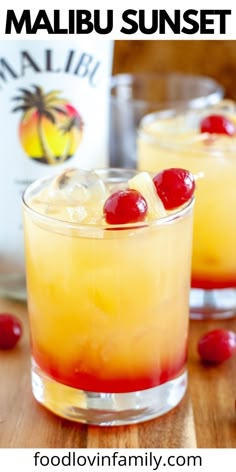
[12,85,83,165]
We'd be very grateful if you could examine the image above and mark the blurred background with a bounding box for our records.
[113,40,236,99]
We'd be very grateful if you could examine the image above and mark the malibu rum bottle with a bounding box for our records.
[0,39,114,299]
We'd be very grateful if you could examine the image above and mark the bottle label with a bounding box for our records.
[0,40,113,274]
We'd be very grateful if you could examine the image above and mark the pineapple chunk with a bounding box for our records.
[128,172,167,220]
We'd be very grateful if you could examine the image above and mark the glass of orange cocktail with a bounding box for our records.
[22,167,194,425]
[138,101,236,319]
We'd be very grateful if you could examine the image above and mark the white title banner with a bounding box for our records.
[0,0,235,40]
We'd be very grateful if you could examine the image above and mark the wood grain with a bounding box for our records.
[0,297,235,448]
[113,40,236,100]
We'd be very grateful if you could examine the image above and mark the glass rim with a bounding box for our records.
[138,107,236,156]
[110,72,224,110]
[22,168,195,232]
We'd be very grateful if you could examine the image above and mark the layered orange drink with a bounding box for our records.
[138,103,236,298]
[23,167,194,424]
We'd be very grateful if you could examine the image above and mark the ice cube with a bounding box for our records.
[45,204,88,223]
[50,168,108,206]
[33,168,108,223]
[67,206,88,222]
[30,168,109,223]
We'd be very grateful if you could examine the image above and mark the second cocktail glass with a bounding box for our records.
[138,102,236,319]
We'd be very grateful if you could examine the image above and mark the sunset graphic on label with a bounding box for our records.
[12,85,83,165]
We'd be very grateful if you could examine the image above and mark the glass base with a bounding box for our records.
[32,362,187,426]
[0,273,26,301]
[190,287,236,320]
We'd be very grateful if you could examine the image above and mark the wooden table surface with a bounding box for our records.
[0,297,235,449]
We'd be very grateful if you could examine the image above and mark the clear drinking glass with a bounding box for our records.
[22,168,194,426]
[109,72,224,168]
[137,101,236,320]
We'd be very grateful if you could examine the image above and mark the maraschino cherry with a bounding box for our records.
[0,313,22,350]
[200,114,236,136]
[103,189,147,224]
[198,329,236,363]
[153,168,195,210]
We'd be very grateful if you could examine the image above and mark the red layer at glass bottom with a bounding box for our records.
[33,349,187,394]
[191,276,236,290]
